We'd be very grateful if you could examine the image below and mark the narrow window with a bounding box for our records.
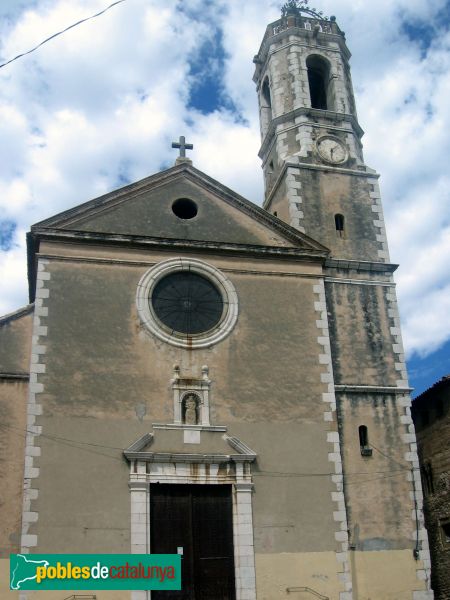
[306,55,330,110]
[421,462,434,495]
[260,76,273,138]
[359,425,372,456]
[335,213,345,236]
[262,77,272,110]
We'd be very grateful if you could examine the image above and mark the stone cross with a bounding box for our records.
[172,136,193,158]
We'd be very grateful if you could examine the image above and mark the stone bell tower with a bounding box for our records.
[253,1,389,264]
[254,2,435,598]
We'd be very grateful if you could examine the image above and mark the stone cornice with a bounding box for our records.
[32,228,329,260]
[253,23,350,75]
[324,258,398,274]
[259,107,364,159]
[335,385,413,394]
[123,432,257,463]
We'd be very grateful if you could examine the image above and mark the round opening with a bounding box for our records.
[172,198,198,219]
[151,271,223,335]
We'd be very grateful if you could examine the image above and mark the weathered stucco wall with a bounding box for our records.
[338,392,415,550]
[0,380,28,556]
[0,308,33,557]
[29,243,338,569]
[326,281,397,386]
[299,171,381,261]
[0,307,33,374]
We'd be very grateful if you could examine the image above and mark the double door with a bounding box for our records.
[151,484,236,600]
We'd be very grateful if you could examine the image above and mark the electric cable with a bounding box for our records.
[0,0,127,70]
[0,421,420,483]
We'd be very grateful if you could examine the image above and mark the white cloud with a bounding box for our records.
[0,0,449,361]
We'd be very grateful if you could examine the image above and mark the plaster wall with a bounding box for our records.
[0,309,33,557]
[299,170,382,261]
[338,393,415,549]
[27,245,337,560]
[326,281,397,387]
[0,381,28,556]
[255,548,426,600]
[0,310,33,374]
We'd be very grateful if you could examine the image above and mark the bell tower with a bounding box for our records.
[253,1,389,263]
[254,3,435,599]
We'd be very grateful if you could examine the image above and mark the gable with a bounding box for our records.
[69,177,293,247]
[32,164,328,253]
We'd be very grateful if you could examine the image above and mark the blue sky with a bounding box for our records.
[1,0,450,397]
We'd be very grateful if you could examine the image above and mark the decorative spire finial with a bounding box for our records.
[280,0,329,20]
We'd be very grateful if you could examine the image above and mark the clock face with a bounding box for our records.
[316,137,348,164]
[151,271,224,335]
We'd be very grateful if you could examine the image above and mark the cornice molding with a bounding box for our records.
[259,107,364,159]
[335,385,413,394]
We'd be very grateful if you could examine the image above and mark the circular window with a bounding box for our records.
[172,198,198,219]
[136,258,238,349]
[152,271,223,335]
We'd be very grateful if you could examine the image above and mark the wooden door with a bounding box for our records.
[151,484,235,600]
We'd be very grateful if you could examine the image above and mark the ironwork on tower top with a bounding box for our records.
[280,0,333,21]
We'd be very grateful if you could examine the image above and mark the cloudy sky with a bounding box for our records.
[0,0,449,396]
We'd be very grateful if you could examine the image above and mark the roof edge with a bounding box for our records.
[0,303,34,325]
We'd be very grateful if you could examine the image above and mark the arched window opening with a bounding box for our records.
[358,425,372,456]
[335,213,345,237]
[306,55,330,110]
[262,77,272,110]
[260,76,273,140]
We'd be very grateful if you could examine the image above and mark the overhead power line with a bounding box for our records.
[0,0,127,70]
[0,421,415,486]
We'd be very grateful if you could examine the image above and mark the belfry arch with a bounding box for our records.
[306,54,332,110]
[260,76,272,138]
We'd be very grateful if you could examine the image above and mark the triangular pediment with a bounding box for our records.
[32,163,328,254]
[124,428,257,462]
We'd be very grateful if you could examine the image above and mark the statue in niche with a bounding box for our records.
[183,394,199,425]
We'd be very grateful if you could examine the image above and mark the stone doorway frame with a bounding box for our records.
[124,433,257,600]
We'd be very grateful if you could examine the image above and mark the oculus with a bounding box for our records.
[172,198,198,220]
[136,258,238,349]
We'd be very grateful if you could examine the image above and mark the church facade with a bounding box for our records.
[0,5,434,600]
